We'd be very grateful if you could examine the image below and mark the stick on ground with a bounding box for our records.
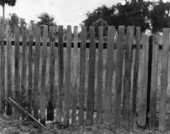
[6,97,46,129]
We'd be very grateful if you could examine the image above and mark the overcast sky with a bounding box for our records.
[1,0,121,27]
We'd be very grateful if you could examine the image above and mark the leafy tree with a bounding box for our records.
[83,5,115,28]
[115,0,152,31]
[0,0,16,18]
[83,0,170,33]
[0,16,7,25]
[83,0,152,32]
[28,20,36,30]
[8,13,19,33]
[90,18,108,38]
[37,12,56,26]
[150,1,170,32]
[19,18,27,28]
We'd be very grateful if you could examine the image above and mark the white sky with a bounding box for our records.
[0,0,121,27]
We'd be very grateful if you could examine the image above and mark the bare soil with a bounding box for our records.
[0,114,169,134]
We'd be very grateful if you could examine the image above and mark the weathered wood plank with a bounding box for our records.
[86,27,96,126]
[14,25,20,118]
[63,26,72,126]
[96,26,104,124]
[6,25,13,115]
[28,29,33,113]
[103,26,115,124]
[0,23,5,113]
[71,26,79,126]
[21,28,27,107]
[159,28,170,131]
[122,26,134,127]
[40,25,48,125]
[149,35,159,129]
[79,26,86,126]
[47,26,56,121]
[138,34,149,126]
[33,27,41,119]
[113,26,125,124]
[56,26,64,123]
[131,27,141,128]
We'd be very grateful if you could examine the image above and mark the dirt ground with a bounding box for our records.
[0,114,170,134]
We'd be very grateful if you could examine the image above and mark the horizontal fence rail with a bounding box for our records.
[0,24,170,130]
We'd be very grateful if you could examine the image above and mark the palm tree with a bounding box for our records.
[37,12,56,26]
[0,0,17,18]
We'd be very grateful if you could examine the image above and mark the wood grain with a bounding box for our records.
[96,26,104,124]
[159,28,170,131]
[103,26,115,123]
[86,27,96,126]
[40,25,48,125]
[33,27,41,119]
[79,26,86,126]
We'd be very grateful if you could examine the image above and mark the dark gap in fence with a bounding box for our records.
[6,40,145,50]
[146,36,153,127]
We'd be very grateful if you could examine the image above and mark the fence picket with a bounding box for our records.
[14,26,20,118]
[47,26,56,121]
[159,28,170,131]
[113,26,125,124]
[40,25,48,125]
[56,26,64,123]
[79,26,86,126]
[63,26,72,126]
[86,27,96,126]
[28,30,33,113]
[71,26,79,125]
[0,24,5,113]
[122,26,134,126]
[149,35,159,129]
[96,26,104,124]
[131,27,141,128]
[103,26,115,123]
[21,28,27,107]
[6,25,12,115]
[138,34,149,126]
[33,27,40,119]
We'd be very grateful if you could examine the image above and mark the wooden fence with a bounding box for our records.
[0,24,170,130]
